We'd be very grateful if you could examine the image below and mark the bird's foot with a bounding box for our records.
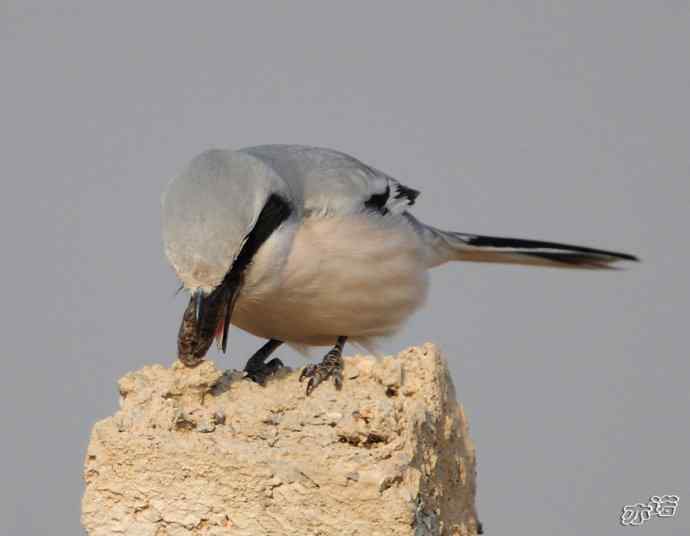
[244,357,284,385]
[299,347,344,396]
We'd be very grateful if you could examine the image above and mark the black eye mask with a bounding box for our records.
[177,194,292,366]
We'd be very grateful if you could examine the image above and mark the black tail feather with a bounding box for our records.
[461,234,638,262]
[452,233,639,268]
[402,213,638,268]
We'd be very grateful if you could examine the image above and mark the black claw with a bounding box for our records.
[242,339,284,385]
[299,364,317,383]
[300,346,345,396]
[245,357,284,385]
[333,369,343,390]
[306,378,317,396]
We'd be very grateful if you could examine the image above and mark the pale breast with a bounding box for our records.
[231,212,429,346]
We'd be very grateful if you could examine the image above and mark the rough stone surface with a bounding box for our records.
[81,343,480,535]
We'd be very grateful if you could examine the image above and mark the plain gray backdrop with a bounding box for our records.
[2,2,688,534]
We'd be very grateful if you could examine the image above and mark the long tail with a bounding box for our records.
[405,213,639,269]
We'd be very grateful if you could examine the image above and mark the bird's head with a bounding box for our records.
[161,148,292,363]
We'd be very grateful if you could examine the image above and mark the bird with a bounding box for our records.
[161,145,638,395]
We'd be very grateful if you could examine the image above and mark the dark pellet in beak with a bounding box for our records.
[177,279,242,367]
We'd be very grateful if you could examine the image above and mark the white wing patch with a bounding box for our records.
[360,165,420,215]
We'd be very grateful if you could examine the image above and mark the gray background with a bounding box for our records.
[2,2,688,534]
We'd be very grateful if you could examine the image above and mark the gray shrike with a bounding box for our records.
[161,145,637,394]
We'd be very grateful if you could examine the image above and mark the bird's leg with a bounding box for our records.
[299,336,347,396]
[243,339,284,385]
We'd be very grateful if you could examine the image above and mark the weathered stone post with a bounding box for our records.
[82,344,480,536]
